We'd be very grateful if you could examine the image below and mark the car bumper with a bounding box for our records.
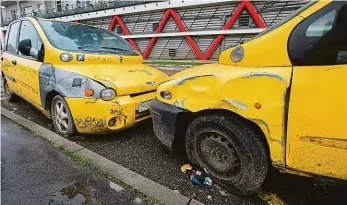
[150,99,185,150]
[65,92,156,133]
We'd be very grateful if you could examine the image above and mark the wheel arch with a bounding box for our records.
[44,90,61,110]
[174,108,271,163]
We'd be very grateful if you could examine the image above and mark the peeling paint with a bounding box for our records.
[175,74,215,85]
[223,99,248,110]
[282,88,288,101]
[279,137,285,147]
[173,98,187,109]
[39,65,105,108]
[249,118,271,137]
[243,72,286,84]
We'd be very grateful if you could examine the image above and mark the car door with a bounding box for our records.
[2,21,21,94]
[16,20,44,106]
[286,2,347,179]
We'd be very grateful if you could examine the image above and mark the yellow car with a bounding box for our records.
[1,17,167,137]
[150,1,347,195]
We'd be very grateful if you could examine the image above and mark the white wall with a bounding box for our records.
[4,4,18,19]
[2,1,59,19]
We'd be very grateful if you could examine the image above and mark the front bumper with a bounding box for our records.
[65,92,156,133]
[150,99,185,150]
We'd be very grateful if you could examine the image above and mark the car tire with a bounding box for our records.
[185,114,268,196]
[3,79,19,102]
[51,95,76,138]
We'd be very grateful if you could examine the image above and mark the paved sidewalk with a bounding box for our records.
[1,116,148,205]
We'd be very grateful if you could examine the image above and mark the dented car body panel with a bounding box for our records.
[151,0,347,181]
[157,64,292,164]
[2,17,168,133]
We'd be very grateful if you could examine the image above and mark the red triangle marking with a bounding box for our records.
[110,0,266,60]
[108,16,141,52]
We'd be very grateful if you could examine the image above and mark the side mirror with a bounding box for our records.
[18,39,32,56]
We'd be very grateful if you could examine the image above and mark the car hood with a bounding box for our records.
[59,64,168,96]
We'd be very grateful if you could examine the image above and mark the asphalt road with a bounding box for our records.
[1,70,347,205]
[1,116,148,205]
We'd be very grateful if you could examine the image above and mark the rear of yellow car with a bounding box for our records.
[150,0,347,195]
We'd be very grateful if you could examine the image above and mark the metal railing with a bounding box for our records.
[1,0,164,27]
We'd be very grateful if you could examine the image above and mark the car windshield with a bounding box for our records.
[254,1,317,39]
[39,20,137,54]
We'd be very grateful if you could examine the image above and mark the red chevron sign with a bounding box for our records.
[108,0,266,60]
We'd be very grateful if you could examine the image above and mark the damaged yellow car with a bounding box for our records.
[150,1,347,195]
[1,17,167,136]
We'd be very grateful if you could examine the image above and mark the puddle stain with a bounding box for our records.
[49,181,100,205]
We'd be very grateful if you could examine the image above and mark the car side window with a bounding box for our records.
[18,20,43,60]
[306,10,336,37]
[6,22,20,54]
[288,2,347,66]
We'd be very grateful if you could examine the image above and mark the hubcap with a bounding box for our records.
[194,131,241,180]
[54,100,69,134]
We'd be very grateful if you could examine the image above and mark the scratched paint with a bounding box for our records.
[75,117,106,130]
[128,69,153,75]
[243,72,286,84]
[175,74,215,85]
[223,99,248,110]
[300,136,347,150]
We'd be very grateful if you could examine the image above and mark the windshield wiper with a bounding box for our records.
[76,46,137,55]
[101,47,130,52]
[77,47,118,54]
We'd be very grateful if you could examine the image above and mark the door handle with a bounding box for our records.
[11,60,17,65]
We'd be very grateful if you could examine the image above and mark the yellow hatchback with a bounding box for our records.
[1,17,167,137]
[150,1,347,195]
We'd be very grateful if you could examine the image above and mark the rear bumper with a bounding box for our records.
[150,99,185,150]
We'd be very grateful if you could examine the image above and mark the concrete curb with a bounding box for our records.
[1,108,204,205]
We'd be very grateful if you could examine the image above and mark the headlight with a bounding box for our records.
[60,53,73,62]
[230,47,244,62]
[100,89,116,101]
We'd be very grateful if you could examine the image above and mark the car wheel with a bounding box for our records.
[3,79,19,102]
[185,114,268,195]
[51,95,76,137]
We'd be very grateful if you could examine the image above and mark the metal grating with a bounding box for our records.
[77,1,309,60]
